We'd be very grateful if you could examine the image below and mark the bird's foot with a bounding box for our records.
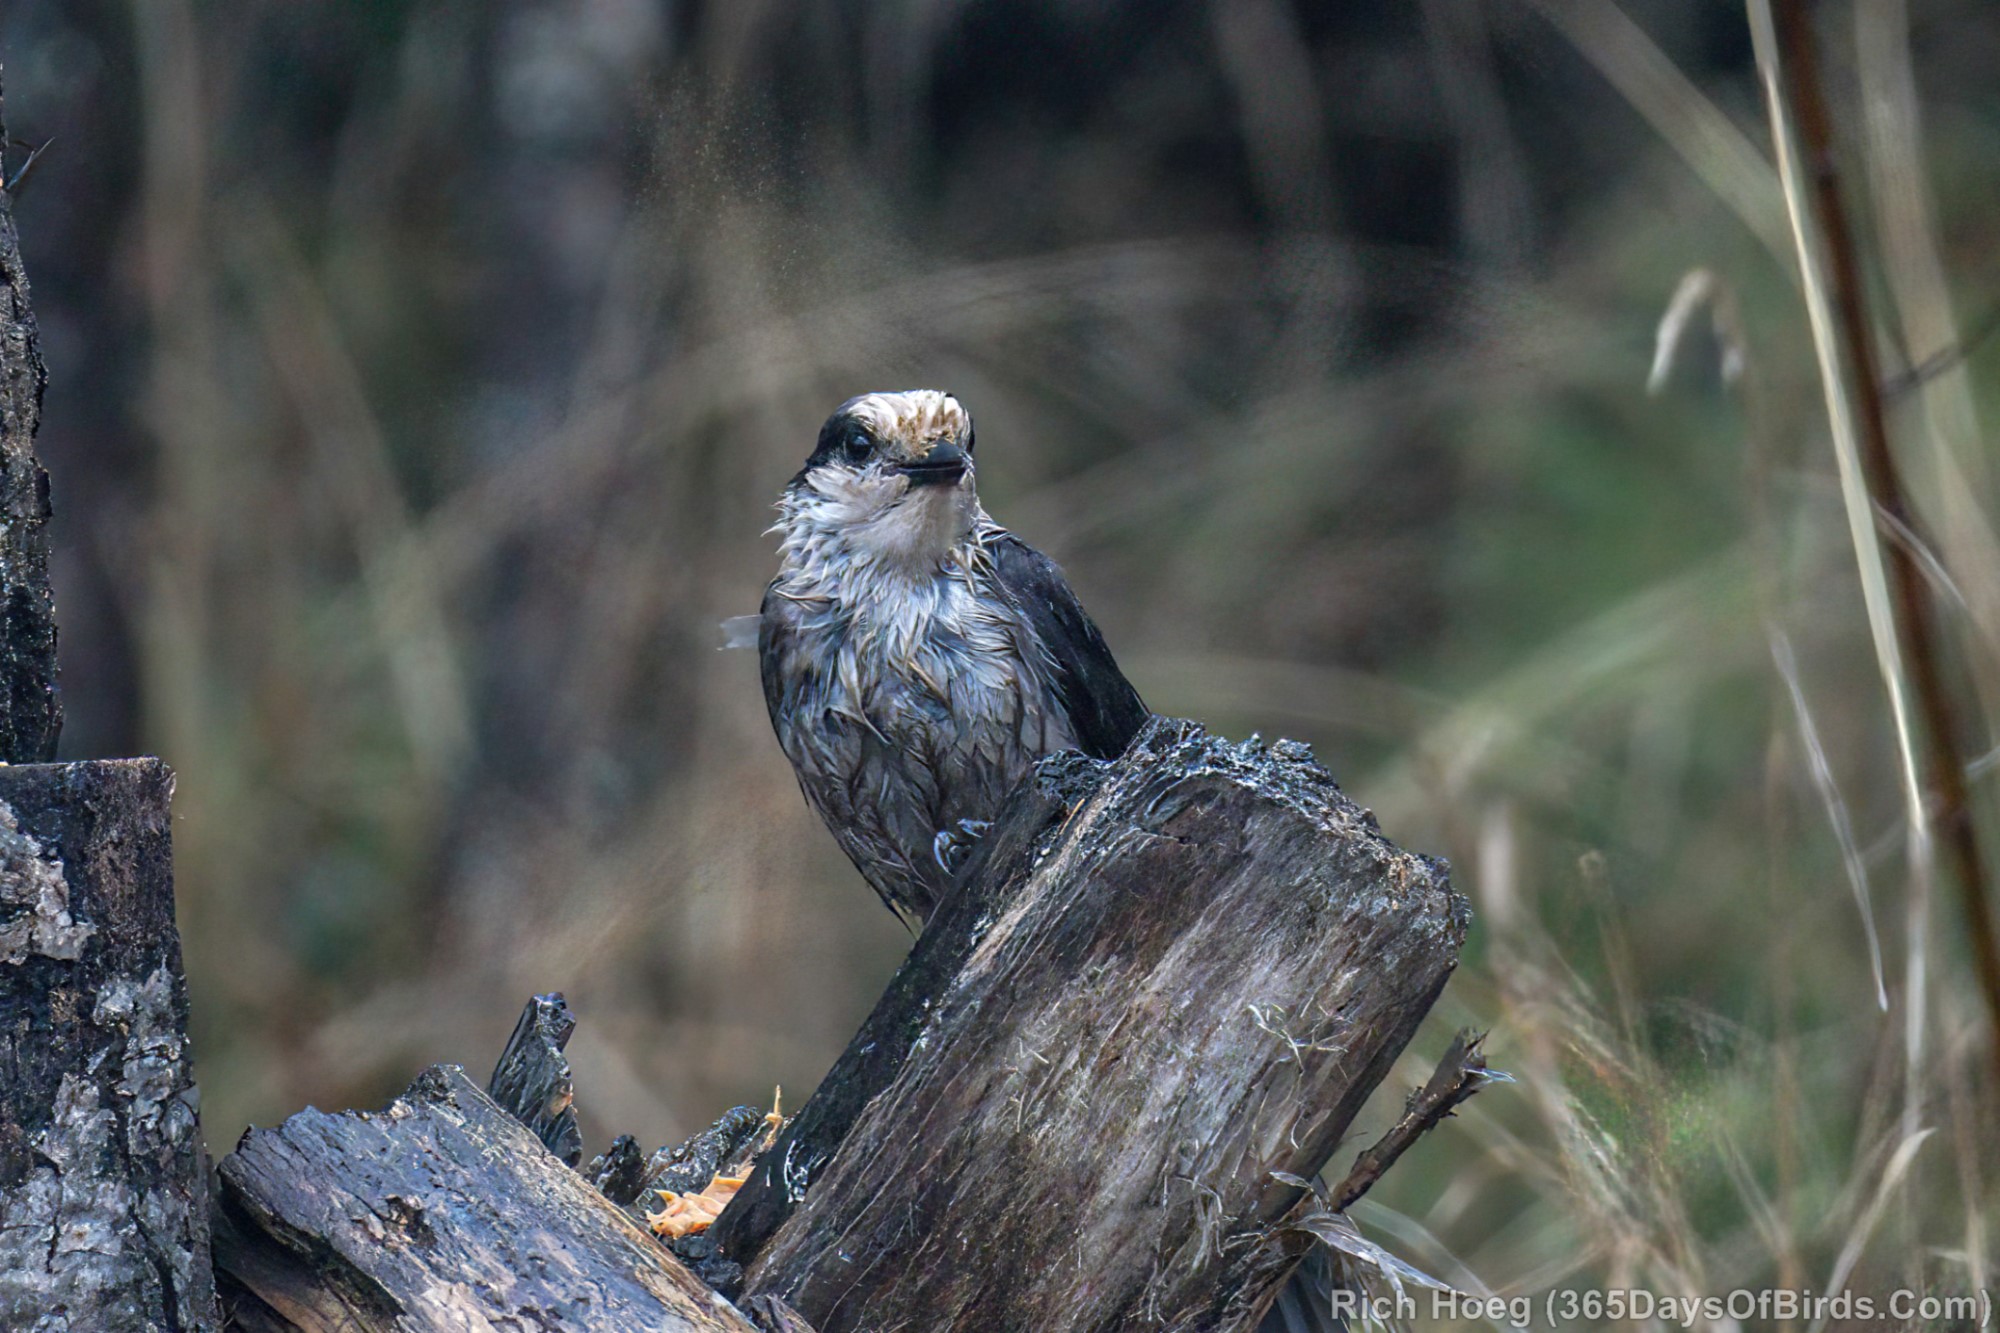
[932,819,993,876]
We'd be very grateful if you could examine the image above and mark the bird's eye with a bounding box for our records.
[843,430,874,464]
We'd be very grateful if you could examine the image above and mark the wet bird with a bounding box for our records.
[754,392,1341,1333]
[756,390,1147,925]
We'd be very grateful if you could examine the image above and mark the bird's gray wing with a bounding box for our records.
[985,531,1148,761]
[757,583,807,736]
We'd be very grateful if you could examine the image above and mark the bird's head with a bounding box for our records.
[777,390,980,572]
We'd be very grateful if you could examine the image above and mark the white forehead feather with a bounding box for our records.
[846,390,969,444]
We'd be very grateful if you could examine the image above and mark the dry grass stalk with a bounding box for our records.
[1750,0,2000,1090]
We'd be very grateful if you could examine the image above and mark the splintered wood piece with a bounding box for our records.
[213,1064,764,1333]
[487,990,584,1166]
[740,719,1467,1332]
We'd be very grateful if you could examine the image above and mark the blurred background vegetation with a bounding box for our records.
[2,0,1996,1320]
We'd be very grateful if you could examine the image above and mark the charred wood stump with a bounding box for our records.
[708,749,1104,1260]
[206,719,1470,1333]
[0,759,221,1331]
[211,1064,766,1333]
[722,718,1468,1332]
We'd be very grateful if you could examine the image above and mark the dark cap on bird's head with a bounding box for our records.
[803,390,975,488]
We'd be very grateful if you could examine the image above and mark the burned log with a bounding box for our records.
[211,1064,768,1333]
[207,719,1471,1332]
[0,759,221,1331]
[729,719,1467,1332]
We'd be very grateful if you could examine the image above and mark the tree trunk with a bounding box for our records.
[0,78,216,1332]
[729,719,1466,1332]
[0,91,62,765]
[0,759,221,1332]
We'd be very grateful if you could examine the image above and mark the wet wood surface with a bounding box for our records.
[736,719,1467,1332]
[207,719,1467,1333]
[212,1063,766,1332]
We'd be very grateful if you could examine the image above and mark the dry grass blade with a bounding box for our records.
[1940,1017,1992,1295]
[1808,1128,1934,1333]
[1753,0,2000,1090]
[1856,1,2000,724]
[1289,1210,1455,1304]
[1350,1200,1502,1301]
[1746,0,1927,857]
[1715,1131,1799,1300]
[2,135,53,197]
[1528,0,1793,268]
[1874,503,1977,624]
[1648,268,1746,394]
[1767,626,1888,1009]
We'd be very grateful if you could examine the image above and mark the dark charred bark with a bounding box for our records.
[206,719,1467,1333]
[646,1104,777,1201]
[587,1132,648,1205]
[0,89,62,765]
[486,990,584,1167]
[0,759,220,1331]
[729,719,1467,1332]
[211,1063,766,1333]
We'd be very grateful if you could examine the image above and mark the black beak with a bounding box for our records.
[899,440,969,487]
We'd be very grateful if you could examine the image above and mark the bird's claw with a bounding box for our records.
[932,819,993,876]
